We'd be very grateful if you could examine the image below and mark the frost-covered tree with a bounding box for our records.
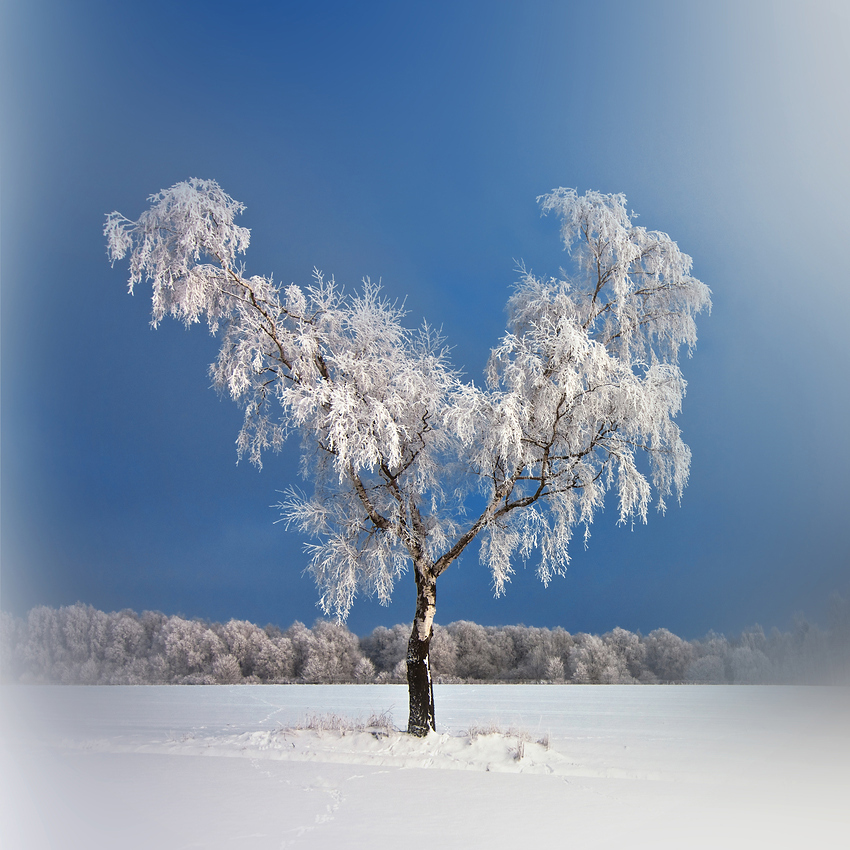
[730,646,773,684]
[1,611,27,683]
[827,595,850,684]
[106,180,710,734]
[448,620,512,680]
[163,616,225,683]
[353,656,376,683]
[217,618,294,681]
[360,624,410,676]
[603,627,647,681]
[544,655,566,682]
[428,624,458,679]
[687,630,731,684]
[569,633,632,683]
[500,624,570,680]
[686,654,727,684]
[645,627,694,682]
[302,619,364,683]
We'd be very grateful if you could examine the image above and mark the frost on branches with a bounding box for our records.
[106,180,710,735]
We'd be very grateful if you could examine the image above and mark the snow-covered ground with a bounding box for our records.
[2,684,848,849]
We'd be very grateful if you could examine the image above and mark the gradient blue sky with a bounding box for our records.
[2,0,849,638]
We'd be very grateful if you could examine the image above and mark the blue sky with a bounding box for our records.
[2,0,849,638]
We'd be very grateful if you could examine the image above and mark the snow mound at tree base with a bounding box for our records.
[59,727,616,775]
[234,728,563,773]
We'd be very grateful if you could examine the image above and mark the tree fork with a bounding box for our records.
[406,569,436,736]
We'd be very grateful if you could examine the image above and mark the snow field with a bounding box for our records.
[2,684,849,849]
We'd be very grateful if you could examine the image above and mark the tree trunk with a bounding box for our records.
[406,567,436,736]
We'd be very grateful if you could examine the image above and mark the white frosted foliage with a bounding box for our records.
[107,181,709,620]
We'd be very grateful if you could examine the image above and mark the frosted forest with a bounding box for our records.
[4,600,850,687]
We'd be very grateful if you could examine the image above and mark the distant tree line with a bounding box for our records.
[2,600,849,686]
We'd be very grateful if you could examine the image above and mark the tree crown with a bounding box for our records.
[107,181,710,618]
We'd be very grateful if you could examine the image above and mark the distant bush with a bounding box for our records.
[3,596,850,685]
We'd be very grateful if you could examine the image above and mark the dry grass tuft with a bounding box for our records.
[293,709,397,736]
[465,722,550,756]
